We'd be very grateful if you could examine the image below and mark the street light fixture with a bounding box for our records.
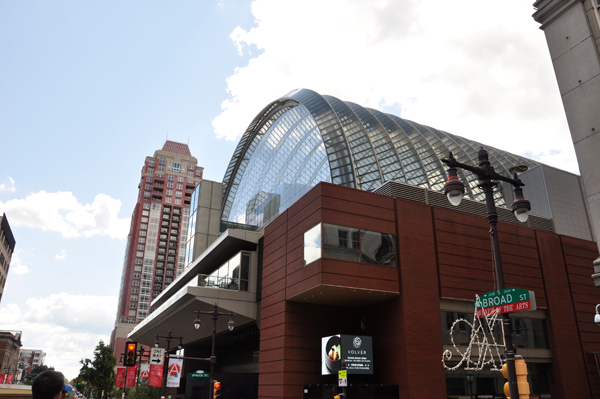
[154,331,184,398]
[466,371,474,399]
[441,147,531,399]
[193,303,235,399]
[595,304,600,325]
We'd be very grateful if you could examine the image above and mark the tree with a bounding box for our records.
[23,364,55,385]
[122,381,161,399]
[77,340,116,399]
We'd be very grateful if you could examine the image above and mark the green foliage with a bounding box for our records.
[23,364,55,385]
[77,340,116,398]
[125,381,162,399]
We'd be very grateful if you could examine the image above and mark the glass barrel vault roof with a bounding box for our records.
[221,88,538,230]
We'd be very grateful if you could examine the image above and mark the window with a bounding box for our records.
[178,176,184,182]
[142,210,149,216]
[129,310,136,316]
[188,164,194,170]
[141,217,148,223]
[145,184,151,190]
[166,197,172,203]
[138,237,145,243]
[167,189,173,196]
[132,288,139,294]
[304,224,321,265]
[131,295,138,301]
[196,169,202,176]
[144,191,150,198]
[305,223,396,267]
[130,303,137,309]
[146,177,152,182]
[175,199,181,205]
[160,157,166,164]
[167,182,174,188]
[176,191,182,197]
[177,184,183,190]
[148,168,154,174]
[132,280,140,286]
[143,203,150,209]
[172,162,181,173]
[168,174,174,180]
[188,171,194,177]
[136,251,144,257]
[139,231,147,237]
[133,273,141,279]
[159,165,165,172]
[140,224,147,230]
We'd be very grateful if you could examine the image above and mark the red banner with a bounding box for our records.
[147,364,163,387]
[0,374,6,384]
[5,374,14,384]
[115,368,126,388]
[126,364,137,387]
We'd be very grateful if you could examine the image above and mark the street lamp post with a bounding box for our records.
[193,303,235,399]
[154,331,184,398]
[466,371,474,399]
[442,148,531,399]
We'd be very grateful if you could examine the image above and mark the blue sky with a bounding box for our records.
[0,0,576,380]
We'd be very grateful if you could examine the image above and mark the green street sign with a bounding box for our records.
[188,372,210,378]
[474,287,536,317]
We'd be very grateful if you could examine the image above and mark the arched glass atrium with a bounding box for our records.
[221,88,538,230]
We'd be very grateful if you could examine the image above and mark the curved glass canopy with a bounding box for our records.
[221,89,538,230]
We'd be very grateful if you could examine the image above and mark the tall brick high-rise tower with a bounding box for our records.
[110,141,203,360]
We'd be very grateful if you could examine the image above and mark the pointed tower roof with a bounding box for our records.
[162,140,191,156]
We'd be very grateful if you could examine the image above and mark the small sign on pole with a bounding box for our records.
[338,370,347,387]
[474,288,536,317]
[150,348,165,365]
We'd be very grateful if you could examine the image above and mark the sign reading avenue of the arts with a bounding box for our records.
[474,287,536,318]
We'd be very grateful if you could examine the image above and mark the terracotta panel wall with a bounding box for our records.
[537,231,591,399]
[394,198,447,398]
[258,181,600,399]
[561,235,600,398]
[434,206,546,307]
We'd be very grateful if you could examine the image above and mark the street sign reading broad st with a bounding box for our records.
[474,288,536,317]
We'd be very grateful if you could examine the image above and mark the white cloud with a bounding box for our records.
[213,0,578,174]
[0,191,130,239]
[0,293,117,380]
[55,249,67,261]
[9,249,29,275]
[0,176,16,192]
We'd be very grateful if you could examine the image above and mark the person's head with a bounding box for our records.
[32,371,65,399]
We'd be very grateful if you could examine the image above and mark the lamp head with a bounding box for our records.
[228,314,235,331]
[443,166,465,206]
[511,183,531,223]
[595,304,600,326]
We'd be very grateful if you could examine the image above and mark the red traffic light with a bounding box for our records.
[127,343,136,351]
[214,381,221,389]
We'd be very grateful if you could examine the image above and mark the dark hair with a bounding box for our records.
[32,371,65,399]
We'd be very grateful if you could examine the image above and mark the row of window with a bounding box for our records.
[304,223,396,267]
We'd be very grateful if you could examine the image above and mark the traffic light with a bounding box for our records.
[502,359,530,398]
[213,381,221,399]
[515,358,530,398]
[125,341,137,367]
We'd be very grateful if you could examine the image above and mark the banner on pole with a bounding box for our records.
[126,364,138,387]
[115,368,126,387]
[148,364,163,387]
[140,364,150,381]
[6,375,13,384]
[166,359,183,388]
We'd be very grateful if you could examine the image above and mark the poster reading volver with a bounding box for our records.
[321,334,373,375]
